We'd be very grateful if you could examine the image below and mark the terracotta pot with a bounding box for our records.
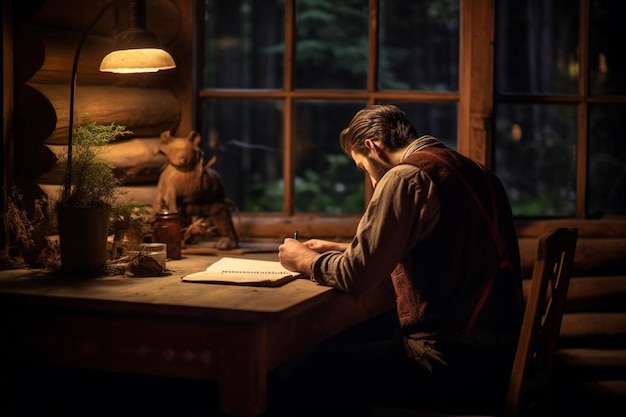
[56,205,111,275]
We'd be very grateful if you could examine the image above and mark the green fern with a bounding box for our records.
[58,115,132,207]
[111,200,150,229]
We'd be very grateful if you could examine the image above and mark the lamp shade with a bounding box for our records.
[99,1,176,73]
[100,47,176,73]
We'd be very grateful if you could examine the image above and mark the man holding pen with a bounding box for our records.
[278,104,523,414]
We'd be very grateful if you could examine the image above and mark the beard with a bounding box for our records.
[365,154,390,185]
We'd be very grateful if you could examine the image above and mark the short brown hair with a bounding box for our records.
[340,104,419,156]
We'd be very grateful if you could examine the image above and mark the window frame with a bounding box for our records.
[198,0,460,219]
[195,0,626,239]
[493,0,626,219]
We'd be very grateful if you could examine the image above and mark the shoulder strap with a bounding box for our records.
[417,150,515,328]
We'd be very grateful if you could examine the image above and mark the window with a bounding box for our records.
[199,0,625,225]
[199,0,460,216]
[494,0,626,218]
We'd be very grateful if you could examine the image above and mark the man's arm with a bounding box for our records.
[303,239,350,252]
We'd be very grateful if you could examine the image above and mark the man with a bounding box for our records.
[277,104,524,414]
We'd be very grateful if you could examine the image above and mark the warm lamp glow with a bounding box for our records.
[100,48,176,73]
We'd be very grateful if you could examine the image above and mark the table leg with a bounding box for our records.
[218,324,268,417]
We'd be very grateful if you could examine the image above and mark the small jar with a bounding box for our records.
[152,208,182,260]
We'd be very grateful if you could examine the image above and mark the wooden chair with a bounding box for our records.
[368,227,578,417]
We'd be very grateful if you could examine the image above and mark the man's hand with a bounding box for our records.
[278,238,319,276]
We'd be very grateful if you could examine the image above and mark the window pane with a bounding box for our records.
[379,0,459,91]
[588,105,626,217]
[294,101,366,213]
[201,100,284,212]
[494,104,576,217]
[203,0,284,88]
[495,0,579,94]
[589,0,626,95]
[295,0,368,89]
[379,102,458,149]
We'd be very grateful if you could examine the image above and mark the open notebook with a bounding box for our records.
[181,257,302,287]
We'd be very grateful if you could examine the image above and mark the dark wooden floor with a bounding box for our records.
[3,365,221,417]
[3,364,624,417]
[3,364,337,417]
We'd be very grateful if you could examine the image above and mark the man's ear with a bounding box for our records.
[365,139,382,156]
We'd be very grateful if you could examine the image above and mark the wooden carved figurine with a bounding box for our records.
[154,130,238,249]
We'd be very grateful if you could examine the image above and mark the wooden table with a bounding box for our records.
[0,254,394,416]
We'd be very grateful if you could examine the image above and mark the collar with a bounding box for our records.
[400,135,441,162]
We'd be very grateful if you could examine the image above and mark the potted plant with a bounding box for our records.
[110,200,150,260]
[1,184,60,270]
[55,115,132,275]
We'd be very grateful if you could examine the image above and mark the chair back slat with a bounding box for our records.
[505,227,578,417]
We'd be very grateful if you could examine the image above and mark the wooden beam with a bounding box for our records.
[458,0,495,166]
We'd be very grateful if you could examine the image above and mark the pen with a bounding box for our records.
[293,231,298,240]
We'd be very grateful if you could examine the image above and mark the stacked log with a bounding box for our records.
[516,221,626,414]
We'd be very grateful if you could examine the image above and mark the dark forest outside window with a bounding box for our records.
[200,0,459,215]
[494,0,626,218]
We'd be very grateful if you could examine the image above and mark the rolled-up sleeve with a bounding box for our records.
[310,165,440,294]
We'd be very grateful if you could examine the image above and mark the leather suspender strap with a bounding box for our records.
[417,150,513,328]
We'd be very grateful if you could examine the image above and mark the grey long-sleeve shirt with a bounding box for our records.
[311,136,442,294]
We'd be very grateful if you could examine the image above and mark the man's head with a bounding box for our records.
[340,104,418,187]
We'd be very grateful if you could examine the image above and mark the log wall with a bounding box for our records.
[13,0,189,214]
[499,221,626,413]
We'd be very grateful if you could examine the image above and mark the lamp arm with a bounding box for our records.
[64,2,114,201]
